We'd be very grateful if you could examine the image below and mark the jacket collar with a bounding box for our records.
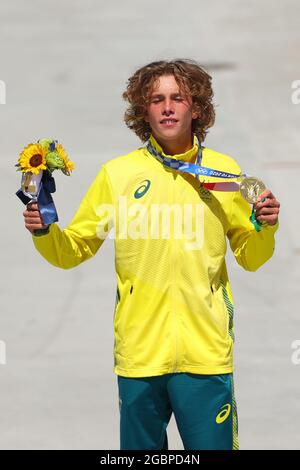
[149,134,199,163]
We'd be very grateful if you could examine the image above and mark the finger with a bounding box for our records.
[256,189,271,201]
[256,189,276,202]
[256,214,278,224]
[25,216,44,224]
[255,198,280,210]
[25,219,48,227]
[27,202,38,210]
[25,223,46,231]
[23,210,41,218]
[256,189,275,202]
[255,195,280,206]
[255,206,280,216]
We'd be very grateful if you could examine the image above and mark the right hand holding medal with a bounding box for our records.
[253,189,280,226]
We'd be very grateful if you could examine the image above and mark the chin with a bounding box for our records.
[157,130,181,140]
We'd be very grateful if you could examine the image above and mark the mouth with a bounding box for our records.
[160,118,178,126]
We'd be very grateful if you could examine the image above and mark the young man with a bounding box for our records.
[23,59,280,450]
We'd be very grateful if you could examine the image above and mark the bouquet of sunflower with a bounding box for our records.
[15,139,75,227]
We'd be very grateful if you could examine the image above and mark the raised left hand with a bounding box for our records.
[254,189,280,226]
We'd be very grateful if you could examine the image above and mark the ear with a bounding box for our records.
[192,107,199,120]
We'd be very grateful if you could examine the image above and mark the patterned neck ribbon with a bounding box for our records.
[146,136,245,184]
[146,136,263,232]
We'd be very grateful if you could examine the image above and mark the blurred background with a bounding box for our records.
[0,0,299,450]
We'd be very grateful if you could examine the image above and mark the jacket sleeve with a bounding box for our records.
[226,188,279,272]
[32,164,115,269]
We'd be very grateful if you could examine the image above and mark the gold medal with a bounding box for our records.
[239,176,266,204]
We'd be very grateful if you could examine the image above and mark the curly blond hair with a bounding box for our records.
[122,59,215,143]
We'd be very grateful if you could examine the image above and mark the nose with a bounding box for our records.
[162,99,174,116]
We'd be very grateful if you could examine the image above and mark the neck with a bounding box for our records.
[153,134,194,156]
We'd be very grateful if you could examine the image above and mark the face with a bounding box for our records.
[144,74,198,149]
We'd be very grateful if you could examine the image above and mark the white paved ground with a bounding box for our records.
[0,0,299,450]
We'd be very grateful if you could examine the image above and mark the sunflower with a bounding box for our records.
[56,143,75,175]
[18,143,47,174]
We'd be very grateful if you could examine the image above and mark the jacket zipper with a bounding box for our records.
[172,172,179,373]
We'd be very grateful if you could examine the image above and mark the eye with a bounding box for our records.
[151,98,161,103]
[174,96,184,101]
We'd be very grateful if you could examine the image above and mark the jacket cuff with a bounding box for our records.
[262,219,279,232]
[32,226,50,237]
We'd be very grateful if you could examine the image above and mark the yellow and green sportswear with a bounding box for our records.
[32,135,279,378]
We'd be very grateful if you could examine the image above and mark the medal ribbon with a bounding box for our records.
[146,137,245,181]
[146,137,263,232]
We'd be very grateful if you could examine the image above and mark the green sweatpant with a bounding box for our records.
[117,372,239,450]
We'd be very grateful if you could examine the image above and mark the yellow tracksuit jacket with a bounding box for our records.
[32,135,279,377]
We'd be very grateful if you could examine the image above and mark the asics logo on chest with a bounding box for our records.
[134,180,151,199]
